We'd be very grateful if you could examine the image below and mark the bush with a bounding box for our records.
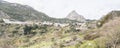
[106,31,120,48]
[84,32,100,40]
[23,25,32,35]
[80,41,99,48]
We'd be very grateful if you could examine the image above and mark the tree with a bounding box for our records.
[23,25,32,35]
[106,31,120,48]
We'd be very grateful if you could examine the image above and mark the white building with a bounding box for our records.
[41,21,53,25]
[54,23,69,27]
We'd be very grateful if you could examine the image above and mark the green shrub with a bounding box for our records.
[80,41,99,48]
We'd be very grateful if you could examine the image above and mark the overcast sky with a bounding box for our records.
[3,0,120,19]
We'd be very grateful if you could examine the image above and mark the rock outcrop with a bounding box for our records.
[66,10,86,22]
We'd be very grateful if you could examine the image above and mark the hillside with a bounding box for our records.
[84,11,120,48]
[97,10,120,27]
[98,17,120,48]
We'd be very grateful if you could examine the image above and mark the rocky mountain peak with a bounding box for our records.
[66,10,86,22]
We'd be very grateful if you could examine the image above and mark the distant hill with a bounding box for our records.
[0,0,79,23]
[0,1,51,21]
[66,10,86,22]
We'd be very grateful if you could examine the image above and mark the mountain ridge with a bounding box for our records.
[0,0,81,23]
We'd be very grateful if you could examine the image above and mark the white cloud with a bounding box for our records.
[3,0,120,19]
